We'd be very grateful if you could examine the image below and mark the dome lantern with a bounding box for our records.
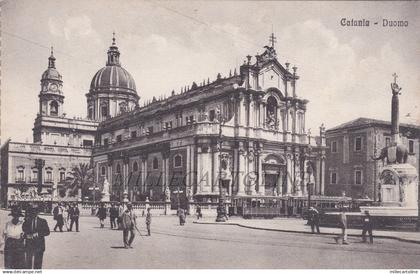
[86,33,139,121]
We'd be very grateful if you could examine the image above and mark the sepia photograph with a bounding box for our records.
[0,0,419,272]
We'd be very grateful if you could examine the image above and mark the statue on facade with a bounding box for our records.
[165,186,170,202]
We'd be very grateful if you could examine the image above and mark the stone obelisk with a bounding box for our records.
[391,73,401,145]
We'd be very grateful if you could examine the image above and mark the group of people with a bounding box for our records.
[52,203,80,232]
[2,205,50,269]
[94,202,153,248]
[334,209,374,245]
[308,206,374,245]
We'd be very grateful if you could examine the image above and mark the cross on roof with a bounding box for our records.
[392,72,398,84]
[269,33,277,48]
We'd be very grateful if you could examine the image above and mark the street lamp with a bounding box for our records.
[216,109,227,222]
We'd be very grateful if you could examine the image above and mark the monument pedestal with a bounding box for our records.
[361,163,418,218]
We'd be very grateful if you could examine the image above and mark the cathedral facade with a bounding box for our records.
[1,35,327,208]
[91,36,327,207]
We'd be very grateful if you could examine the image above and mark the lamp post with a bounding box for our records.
[216,109,227,222]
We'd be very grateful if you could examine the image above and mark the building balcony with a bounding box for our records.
[9,142,92,157]
[94,122,318,154]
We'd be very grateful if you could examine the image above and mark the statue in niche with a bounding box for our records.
[266,97,278,130]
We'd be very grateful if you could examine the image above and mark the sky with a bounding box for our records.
[1,0,420,142]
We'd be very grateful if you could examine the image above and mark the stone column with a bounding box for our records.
[258,153,264,195]
[237,143,246,195]
[239,93,246,126]
[141,156,147,195]
[260,102,266,128]
[249,95,256,128]
[286,153,293,194]
[197,147,203,193]
[213,147,220,194]
[320,156,325,195]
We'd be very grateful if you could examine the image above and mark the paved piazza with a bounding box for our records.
[1,210,420,269]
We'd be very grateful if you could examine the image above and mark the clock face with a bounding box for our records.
[50,84,58,91]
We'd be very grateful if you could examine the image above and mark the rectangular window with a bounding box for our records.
[32,170,38,182]
[385,137,391,147]
[209,110,215,122]
[331,172,337,184]
[116,135,122,142]
[355,170,362,185]
[131,131,137,138]
[355,137,362,151]
[17,170,24,181]
[83,140,93,147]
[147,126,154,135]
[103,138,109,146]
[331,141,337,153]
[408,140,414,154]
[190,115,194,123]
[60,171,66,182]
[186,116,189,125]
[46,171,53,182]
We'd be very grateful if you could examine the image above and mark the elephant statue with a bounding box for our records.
[372,144,408,164]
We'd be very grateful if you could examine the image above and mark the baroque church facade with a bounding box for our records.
[1,35,327,208]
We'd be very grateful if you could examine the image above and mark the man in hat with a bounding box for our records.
[334,207,349,245]
[22,204,50,269]
[109,203,119,229]
[69,203,80,232]
[121,203,137,248]
[361,210,374,244]
[308,207,321,234]
[3,206,25,269]
[53,203,64,232]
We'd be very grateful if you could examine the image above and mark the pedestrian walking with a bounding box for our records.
[308,207,320,234]
[53,203,64,232]
[334,208,349,245]
[96,203,107,228]
[2,206,25,269]
[22,205,50,269]
[69,203,80,232]
[109,203,119,229]
[121,203,137,248]
[117,202,125,230]
[145,208,152,236]
[177,208,186,226]
[196,205,202,220]
[361,210,374,244]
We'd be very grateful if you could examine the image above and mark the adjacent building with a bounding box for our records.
[0,49,98,206]
[325,117,420,200]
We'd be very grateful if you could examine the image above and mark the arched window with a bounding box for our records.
[153,158,159,170]
[101,166,106,176]
[116,164,121,174]
[133,162,139,172]
[50,101,58,116]
[266,96,278,129]
[174,154,182,168]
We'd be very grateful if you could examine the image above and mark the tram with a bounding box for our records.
[233,195,373,219]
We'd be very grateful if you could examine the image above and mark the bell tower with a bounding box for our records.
[39,47,64,117]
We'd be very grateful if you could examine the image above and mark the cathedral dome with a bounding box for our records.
[90,65,136,94]
[89,36,138,96]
